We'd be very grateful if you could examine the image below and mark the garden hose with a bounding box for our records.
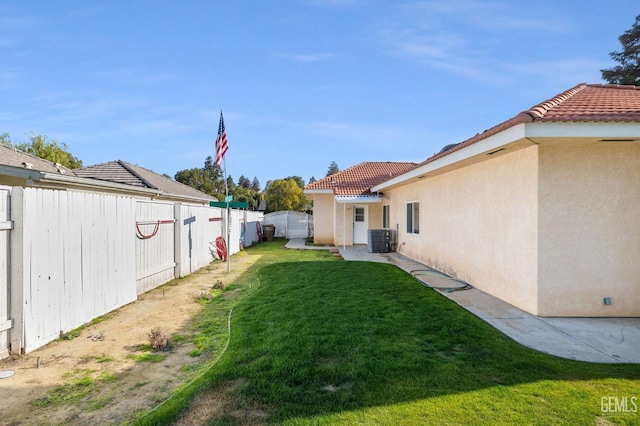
[410,268,472,293]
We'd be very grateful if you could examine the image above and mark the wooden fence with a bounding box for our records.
[2,187,262,354]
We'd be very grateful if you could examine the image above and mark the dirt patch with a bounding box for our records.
[0,253,259,425]
[172,379,270,426]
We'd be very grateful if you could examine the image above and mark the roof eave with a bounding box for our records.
[155,192,214,203]
[525,120,640,139]
[372,123,528,192]
[0,164,46,181]
[304,189,333,194]
[335,195,382,204]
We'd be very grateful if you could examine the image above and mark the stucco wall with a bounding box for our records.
[368,204,383,229]
[333,203,384,247]
[537,142,640,317]
[311,193,335,244]
[386,145,540,314]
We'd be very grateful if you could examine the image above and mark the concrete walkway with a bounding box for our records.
[285,239,640,363]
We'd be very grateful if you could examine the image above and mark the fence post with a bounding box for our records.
[9,187,24,354]
[174,203,183,278]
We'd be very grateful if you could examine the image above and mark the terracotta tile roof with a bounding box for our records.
[418,83,640,167]
[0,144,78,176]
[305,161,417,196]
[529,83,640,122]
[76,160,212,200]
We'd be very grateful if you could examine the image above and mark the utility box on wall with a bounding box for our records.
[367,229,391,253]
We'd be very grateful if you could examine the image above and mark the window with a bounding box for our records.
[406,202,419,234]
[354,207,365,222]
[383,205,390,228]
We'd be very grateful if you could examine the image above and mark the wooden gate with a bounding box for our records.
[0,187,12,356]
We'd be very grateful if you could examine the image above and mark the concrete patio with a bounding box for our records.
[285,238,640,363]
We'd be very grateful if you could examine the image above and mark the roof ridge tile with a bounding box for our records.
[526,83,587,119]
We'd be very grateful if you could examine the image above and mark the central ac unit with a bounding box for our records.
[367,229,391,253]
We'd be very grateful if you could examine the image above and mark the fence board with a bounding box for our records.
[61,191,81,332]
[135,201,175,294]
[176,204,223,277]
[243,211,263,247]
[0,188,10,355]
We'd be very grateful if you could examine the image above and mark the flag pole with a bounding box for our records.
[224,155,230,274]
[215,109,231,274]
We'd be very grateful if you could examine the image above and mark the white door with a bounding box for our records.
[353,205,368,244]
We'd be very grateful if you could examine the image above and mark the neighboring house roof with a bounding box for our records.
[0,147,212,202]
[0,144,77,176]
[75,160,213,201]
[304,161,417,196]
[417,83,640,168]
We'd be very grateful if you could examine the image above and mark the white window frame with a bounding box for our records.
[406,201,419,234]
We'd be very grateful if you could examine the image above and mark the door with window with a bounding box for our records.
[353,205,368,244]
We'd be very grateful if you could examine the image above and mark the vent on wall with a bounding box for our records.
[486,148,506,156]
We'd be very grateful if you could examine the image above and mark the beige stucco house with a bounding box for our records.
[304,83,640,318]
[304,161,417,246]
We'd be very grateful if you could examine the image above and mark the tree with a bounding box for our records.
[264,178,307,212]
[283,175,305,188]
[251,177,260,192]
[176,157,263,208]
[308,176,317,184]
[226,176,236,192]
[175,156,224,198]
[326,161,339,176]
[203,156,221,182]
[238,175,251,189]
[174,168,218,196]
[3,132,83,169]
[234,186,260,210]
[601,15,640,85]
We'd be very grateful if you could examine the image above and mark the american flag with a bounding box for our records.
[215,111,228,168]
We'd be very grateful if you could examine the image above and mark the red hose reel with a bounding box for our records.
[215,236,227,261]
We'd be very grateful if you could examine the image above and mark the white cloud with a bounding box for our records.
[0,67,23,90]
[305,0,359,6]
[91,68,178,84]
[275,52,336,62]
[506,58,606,86]
[406,0,565,34]
[378,0,569,84]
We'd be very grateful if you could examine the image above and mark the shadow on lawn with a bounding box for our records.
[198,260,640,424]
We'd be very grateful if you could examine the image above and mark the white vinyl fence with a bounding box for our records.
[263,211,313,239]
[2,187,262,354]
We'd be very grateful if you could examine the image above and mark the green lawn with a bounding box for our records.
[133,240,640,425]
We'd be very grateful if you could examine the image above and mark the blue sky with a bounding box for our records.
[1,1,637,188]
